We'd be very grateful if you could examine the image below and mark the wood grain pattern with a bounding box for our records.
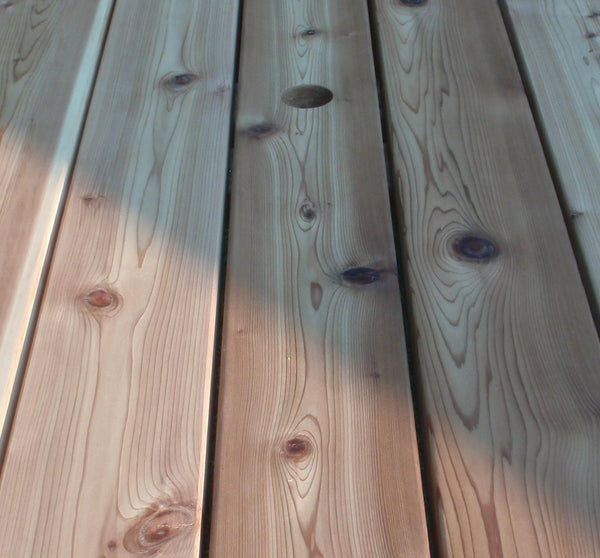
[0,0,113,440]
[210,1,430,556]
[502,0,600,321]
[0,1,238,555]
[372,0,600,556]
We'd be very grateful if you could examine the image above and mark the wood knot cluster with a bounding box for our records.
[123,503,196,554]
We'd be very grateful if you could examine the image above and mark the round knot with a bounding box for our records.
[300,201,317,222]
[283,436,312,461]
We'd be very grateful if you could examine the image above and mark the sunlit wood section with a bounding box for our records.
[502,0,600,322]
[371,0,600,556]
[210,1,430,556]
[0,0,113,439]
[0,0,238,555]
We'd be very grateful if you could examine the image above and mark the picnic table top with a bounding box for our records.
[1,0,599,556]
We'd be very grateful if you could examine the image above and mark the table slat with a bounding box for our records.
[210,1,431,556]
[372,0,600,555]
[0,0,113,440]
[0,1,238,555]
[503,0,600,322]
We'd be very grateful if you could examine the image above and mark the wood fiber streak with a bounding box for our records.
[0,1,238,556]
[211,0,430,556]
[372,0,600,556]
[502,0,600,321]
[0,0,113,438]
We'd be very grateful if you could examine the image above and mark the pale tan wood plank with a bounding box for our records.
[502,0,600,320]
[0,0,113,440]
[372,0,600,556]
[0,1,238,555]
[210,1,430,556]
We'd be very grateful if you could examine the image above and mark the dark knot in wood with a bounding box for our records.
[281,85,333,109]
[123,503,196,553]
[161,72,199,93]
[453,235,498,262]
[301,28,318,38]
[243,122,281,140]
[340,267,381,285]
[399,0,426,5]
[284,436,311,461]
[300,201,317,222]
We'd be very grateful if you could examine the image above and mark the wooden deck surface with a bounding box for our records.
[0,0,599,556]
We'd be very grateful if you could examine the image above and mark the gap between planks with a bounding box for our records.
[365,0,441,554]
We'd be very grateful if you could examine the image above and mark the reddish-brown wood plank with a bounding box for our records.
[0,0,113,439]
[0,1,239,555]
[503,0,600,321]
[372,0,600,556]
[210,0,431,556]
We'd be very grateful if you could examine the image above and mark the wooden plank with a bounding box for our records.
[210,1,430,556]
[0,1,238,555]
[0,0,113,440]
[371,0,600,556]
[502,0,600,321]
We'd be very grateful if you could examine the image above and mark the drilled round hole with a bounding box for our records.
[281,85,333,109]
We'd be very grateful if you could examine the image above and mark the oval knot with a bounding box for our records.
[283,436,312,461]
[161,72,199,93]
[123,504,196,553]
[85,288,117,309]
[340,267,381,285]
[453,235,498,262]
